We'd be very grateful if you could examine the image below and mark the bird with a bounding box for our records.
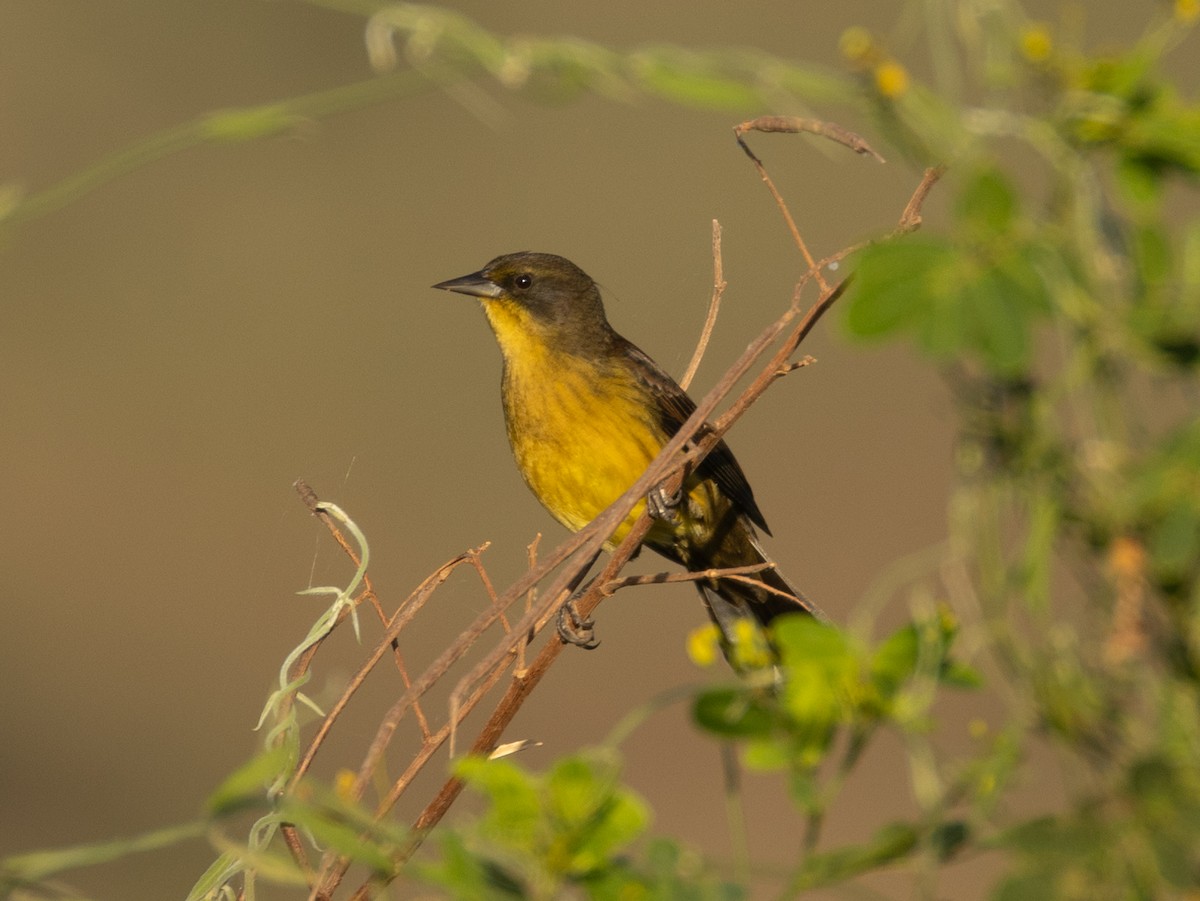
[433,251,824,667]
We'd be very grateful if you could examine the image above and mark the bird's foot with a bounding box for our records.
[556,598,600,649]
[646,484,682,523]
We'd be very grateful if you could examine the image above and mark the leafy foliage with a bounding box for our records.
[2,2,1198,900]
[412,751,740,900]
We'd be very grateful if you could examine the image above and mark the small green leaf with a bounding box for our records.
[206,746,293,814]
[202,105,302,141]
[1149,501,1200,576]
[740,736,793,771]
[940,660,983,688]
[692,686,777,738]
[870,625,919,695]
[962,266,1034,374]
[844,237,954,338]
[1117,156,1164,207]
[1133,223,1173,286]
[957,166,1018,235]
[792,822,919,887]
[563,790,649,873]
[455,756,542,845]
[630,47,761,110]
[772,615,851,665]
[286,811,394,875]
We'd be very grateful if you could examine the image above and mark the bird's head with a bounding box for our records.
[433,252,613,356]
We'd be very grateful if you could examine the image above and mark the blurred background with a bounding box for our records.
[1,2,1171,898]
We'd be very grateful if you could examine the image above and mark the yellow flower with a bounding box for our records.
[1019,23,1053,62]
[730,619,773,671]
[1176,0,1199,23]
[874,61,910,98]
[839,26,874,63]
[686,623,722,667]
[334,768,358,802]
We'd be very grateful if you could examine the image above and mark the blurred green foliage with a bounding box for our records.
[3,1,1199,899]
[412,751,740,900]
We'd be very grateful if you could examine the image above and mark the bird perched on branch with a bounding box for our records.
[433,251,823,667]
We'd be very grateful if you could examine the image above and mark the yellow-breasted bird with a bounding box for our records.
[433,251,824,665]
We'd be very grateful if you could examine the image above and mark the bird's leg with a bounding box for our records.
[646,483,683,523]
[556,548,603,649]
[557,593,600,650]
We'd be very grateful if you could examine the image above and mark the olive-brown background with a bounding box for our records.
[1,2,1170,898]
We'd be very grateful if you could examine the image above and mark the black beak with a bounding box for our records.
[432,270,503,299]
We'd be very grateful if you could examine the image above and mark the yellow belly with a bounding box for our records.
[504,357,664,545]
[483,295,723,554]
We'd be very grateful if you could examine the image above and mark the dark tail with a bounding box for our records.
[696,531,828,660]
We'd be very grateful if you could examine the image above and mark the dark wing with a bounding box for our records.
[617,336,771,535]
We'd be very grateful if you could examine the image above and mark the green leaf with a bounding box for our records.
[455,756,542,847]
[1117,156,1164,207]
[773,618,856,757]
[960,265,1035,374]
[206,746,294,815]
[844,237,954,338]
[870,625,920,695]
[957,166,1018,235]
[740,736,793,771]
[286,810,395,875]
[940,660,983,688]
[692,686,778,738]
[201,105,302,142]
[416,831,524,899]
[630,47,762,110]
[1149,501,1200,576]
[560,790,650,874]
[1133,223,1172,287]
[5,821,207,884]
[930,820,970,860]
[790,822,919,888]
[772,615,852,667]
[548,755,610,825]
[544,753,649,871]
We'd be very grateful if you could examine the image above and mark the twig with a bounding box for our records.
[287,548,474,792]
[733,116,885,293]
[295,479,433,739]
[680,219,727,391]
[734,116,886,163]
[596,562,776,597]
[795,166,946,278]
[896,166,947,233]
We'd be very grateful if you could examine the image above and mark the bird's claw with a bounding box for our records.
[646,484,682,522]
[556,598,600,649]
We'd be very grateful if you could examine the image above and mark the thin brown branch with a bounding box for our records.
[777,354,818,376]
[896,165,947,233]
[680,219,726,391]
[286,548,475,792]
[735,130,826,290]
[733,116,884,294]
[803,165,945,276]
[294,479,434,738]
[597,562,776,596]
[518,534,543,676]
[735,116,886,162]
[467,542,516,637]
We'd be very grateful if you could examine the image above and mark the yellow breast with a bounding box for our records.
[506,355,665,543]
[483,298,665,544]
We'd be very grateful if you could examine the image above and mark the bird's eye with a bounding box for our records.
[514,273,533,290]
